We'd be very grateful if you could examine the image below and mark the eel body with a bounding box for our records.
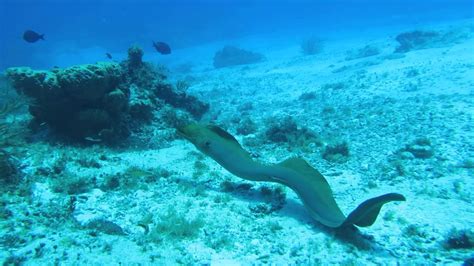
[177,123,405,228]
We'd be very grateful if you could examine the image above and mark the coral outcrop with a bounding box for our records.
[6,63,127,142]
[6,45,210,144]
[154,83,209,119]
[395,31,439,53]
[213,46,264,68]
[394,27,471,53]
[127,44,144,68]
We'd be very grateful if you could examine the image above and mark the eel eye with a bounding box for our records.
[204,141,211,147]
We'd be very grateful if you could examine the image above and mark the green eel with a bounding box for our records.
[177,123,405,228]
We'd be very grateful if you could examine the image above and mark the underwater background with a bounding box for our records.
[1,0,473,70]
[0,0,473,265]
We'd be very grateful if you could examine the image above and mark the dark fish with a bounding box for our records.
[152,41,171,55]
[105,53,112,59]
[23,30,45,43]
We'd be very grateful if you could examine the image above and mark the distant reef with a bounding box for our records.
[213,46,264,68]
[394,26,471,53]
[6,45,209,144]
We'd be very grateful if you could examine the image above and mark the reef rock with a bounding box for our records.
[395,27,471,53]
[126,44,144,69]
[213,46,264,68]
[395,31,440,53]
[154,83,209,119]
[56,63,122,101]
[6,46,211,144]
[6,62,127,142]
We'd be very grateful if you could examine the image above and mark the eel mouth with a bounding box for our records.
[176,124,195,142]
[176,126,188,139]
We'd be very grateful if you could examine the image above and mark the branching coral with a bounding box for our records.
[301,36,324,55]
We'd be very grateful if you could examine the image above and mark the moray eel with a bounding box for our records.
[177,124,405,228]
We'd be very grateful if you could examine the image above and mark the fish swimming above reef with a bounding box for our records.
[23,30,45,43]
[105,53,113,59]
[178,123,406,228]
[152,41,171,54]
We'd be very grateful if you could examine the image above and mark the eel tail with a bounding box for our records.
[274,157,405,228]
[343,193,406,227]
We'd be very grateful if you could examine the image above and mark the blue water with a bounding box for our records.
[0,0,472,70]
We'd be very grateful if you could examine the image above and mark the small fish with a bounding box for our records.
[23,30,45,43]
[105,53,113,59]
[152,41,171,55]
